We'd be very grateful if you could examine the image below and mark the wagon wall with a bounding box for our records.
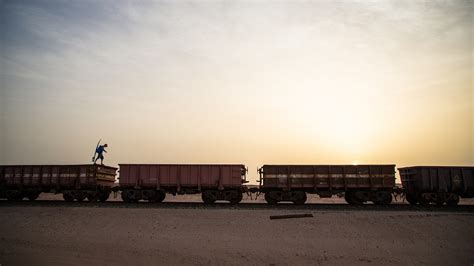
[260,164,396,191]
[118,164,246,190]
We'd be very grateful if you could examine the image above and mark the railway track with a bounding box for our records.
[1,200,473,212]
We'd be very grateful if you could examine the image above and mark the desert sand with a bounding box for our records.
[1,202,473,265]
[35,191,474,205]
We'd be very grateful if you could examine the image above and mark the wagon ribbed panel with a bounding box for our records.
[261,164,396,190]
[0,164,117,189]
[398,166,474,197]
[118,164,245,189]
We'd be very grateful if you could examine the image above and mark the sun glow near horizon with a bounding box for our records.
[0,1,472,178]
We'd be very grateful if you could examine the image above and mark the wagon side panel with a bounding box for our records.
[399,166,474,197]
[262,164,395,191]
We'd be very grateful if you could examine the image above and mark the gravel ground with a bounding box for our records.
[34,191,474,205]
[0,205,473,265]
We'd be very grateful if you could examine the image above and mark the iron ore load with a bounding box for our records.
[398,166,474,206]
[0,164,117,202]
[258,164,396,205]
[118,164,248,204]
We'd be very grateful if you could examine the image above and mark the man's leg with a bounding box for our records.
[95,153,102,164]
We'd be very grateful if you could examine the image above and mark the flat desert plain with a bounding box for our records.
[35,192,474,205]
[0,203,473,265]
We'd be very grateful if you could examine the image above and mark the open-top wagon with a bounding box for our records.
[0,164,117,202]
[259,164,396,205]
[118,164,248,204]
[399,166,474,206]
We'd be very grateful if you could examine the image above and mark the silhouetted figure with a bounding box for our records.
[94,144,108,165]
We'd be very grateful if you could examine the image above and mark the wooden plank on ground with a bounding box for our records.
[270,214,314,220]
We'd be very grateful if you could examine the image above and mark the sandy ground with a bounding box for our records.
[36,192,474,205]
[0,205,473,266]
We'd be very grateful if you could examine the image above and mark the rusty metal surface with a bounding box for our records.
[259,164,396,190]
[0,164,117,189]
[118,164,247,190]
[398,166,474,197]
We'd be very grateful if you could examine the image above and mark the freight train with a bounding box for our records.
[0,163,473,206]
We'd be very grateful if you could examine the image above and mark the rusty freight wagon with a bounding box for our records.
[398,166,474,206]
[118,164,248,203]
[258,164,396,204]
[0,164,117,202]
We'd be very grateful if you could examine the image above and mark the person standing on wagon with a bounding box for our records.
[94,144,108,165]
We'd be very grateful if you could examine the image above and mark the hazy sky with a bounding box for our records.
[0,0,472,181]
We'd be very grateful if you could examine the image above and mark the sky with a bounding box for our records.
[0,0,472,182]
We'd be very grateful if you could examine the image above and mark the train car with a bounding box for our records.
[118,164,248,203]
[0,164,117,202]
[258,164,396,204]
[398,166,474,206]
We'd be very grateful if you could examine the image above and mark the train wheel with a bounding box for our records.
[27,192,40,201]
[373,191,392,205]
[382,193,392,205]
[87,193,99,202]
[405,194,418,205]
[350,191,364,205]
[63,191,74,202]
[75,193,86,202]
[229,191,243,204]
[344,191,354,204]
[433,193,445,206]
[149,190,166,203]
[142,190,156,201]
[202,190,217,204]
[121,190,132,202]
[129,189,141,202]
[292,191,307,205]
[122,190,139,202]
[264,192,278,204]
[6,191,23,201]
[99,191,110,202]
[418,194,430,206]
[419,199,430,206]
[446,194,459,206]
[156,190,166,203]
